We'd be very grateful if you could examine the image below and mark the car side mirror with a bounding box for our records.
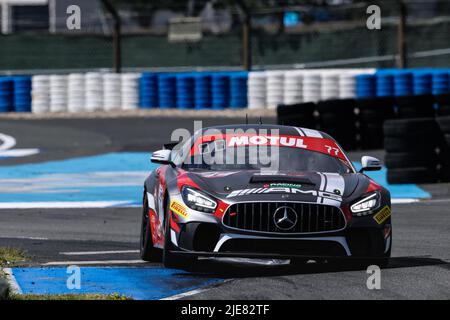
[151,150,175,167]
[359,156,382,173]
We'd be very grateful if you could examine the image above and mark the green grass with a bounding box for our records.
[0,247,26,268]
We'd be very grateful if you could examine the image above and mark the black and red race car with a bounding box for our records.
[140,124,392,269]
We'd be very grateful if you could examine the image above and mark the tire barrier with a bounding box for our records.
[283,71,303,105]
[49,75,68,113]
[67,73,85,113]
[277,102,316,128]
[85,72,103,112]
[2,68,450,113]
[195,73,212,109]
[302,72,322,103]
[139,73,158,109]
[357,97,395,149]
[321,73,340,101]
[247,72,266,110]
[230,73,248,109]
[158,74,176,109]
[0,78,14,113]
[317,99,358,150]
[393,71,414,97]
[13,76,32,113]
[436,93,450,116]
[356,74,376,98]
[121,73,140,111]
[384,118,444,184]
[211,73,230,110]
[31,75,50,114]
[339,73,356,99]
[437,116,450,181]
[396,94,435,119]
[376,73,394,97]
[266,71,284,109]
[103,73,122,111]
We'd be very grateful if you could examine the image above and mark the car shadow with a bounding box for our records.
[179,256,450,279]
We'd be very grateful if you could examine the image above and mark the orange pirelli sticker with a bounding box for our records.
[373,206,391,224]
[170,201,189,219]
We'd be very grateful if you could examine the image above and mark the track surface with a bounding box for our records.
[1,117,449,299]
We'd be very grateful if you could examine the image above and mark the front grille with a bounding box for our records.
[223,202,346,234]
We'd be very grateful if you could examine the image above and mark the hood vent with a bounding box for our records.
[249,175,315,186]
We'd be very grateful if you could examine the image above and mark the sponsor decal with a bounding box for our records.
[226,187,342,201]
[170,201,189,219]
[190,134,348,163]
[268,183,302,189]
[373,206,391,224]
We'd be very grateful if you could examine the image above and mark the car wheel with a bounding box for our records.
[140,193,162,262]
[163,198,197,270]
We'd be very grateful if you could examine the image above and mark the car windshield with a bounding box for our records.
[181,142,352,174]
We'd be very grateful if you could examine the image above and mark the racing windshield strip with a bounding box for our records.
[189,134,350,166]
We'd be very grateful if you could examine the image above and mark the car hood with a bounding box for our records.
[185,170,364,204]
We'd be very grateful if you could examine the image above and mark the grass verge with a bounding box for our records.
[0,247,26,268]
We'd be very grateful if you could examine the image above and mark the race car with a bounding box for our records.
[140,124,392,269]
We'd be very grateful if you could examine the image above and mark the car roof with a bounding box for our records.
[197,124,335,140]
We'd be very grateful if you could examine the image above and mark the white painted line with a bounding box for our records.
[60,250,139,256]
[160,279,232,300]
[2,268,22,295]
[0,133,16,151]
[391,198,421,204]
[0,201,138,209]
[43,259,146,266]
[0,236,49,241]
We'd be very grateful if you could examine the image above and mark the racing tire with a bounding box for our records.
[277,103,317,128]
[385,152,438,169]
[359,122,384,149]
[437,116,450,133]
[384,118,440,137]
[163,199,197,270]
[435,93,450,116]
[384,136,439,153]
[140,193,162,262]
[387,167,438,184]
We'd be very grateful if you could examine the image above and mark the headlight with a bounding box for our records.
[181,187,217,213]
[350,192,380,216]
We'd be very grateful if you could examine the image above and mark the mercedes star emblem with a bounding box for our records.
[273,206,298,231]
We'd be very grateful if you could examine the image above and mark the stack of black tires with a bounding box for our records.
[384,118,444,184]
[317,99,358,150]
[436,93,450,181]
[277,102,316,128]
[357,97,395,149]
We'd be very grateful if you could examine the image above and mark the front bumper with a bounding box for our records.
[170,219,391,259]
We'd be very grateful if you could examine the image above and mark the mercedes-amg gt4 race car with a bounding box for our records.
[140,125,392,269]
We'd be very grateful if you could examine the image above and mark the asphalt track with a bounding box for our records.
[1,116,450,299]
